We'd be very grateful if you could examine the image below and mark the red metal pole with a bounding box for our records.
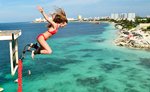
[18,59,22,92]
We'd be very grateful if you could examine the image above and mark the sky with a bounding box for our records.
[0,0,150,23]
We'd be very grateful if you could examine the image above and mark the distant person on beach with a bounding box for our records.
[29,6,68,59]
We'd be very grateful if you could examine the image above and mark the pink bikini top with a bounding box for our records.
[47,25,58,35]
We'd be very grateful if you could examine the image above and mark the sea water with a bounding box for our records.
[0,22,150,92]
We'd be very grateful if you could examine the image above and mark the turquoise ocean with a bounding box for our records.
[0,22,150,92]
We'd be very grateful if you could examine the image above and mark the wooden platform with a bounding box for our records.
[0,30,21,40]
[0,30,22,76]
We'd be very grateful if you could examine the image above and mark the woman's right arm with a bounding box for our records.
[37,6,57,28]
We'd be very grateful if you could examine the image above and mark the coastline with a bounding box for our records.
[114,24,150,50]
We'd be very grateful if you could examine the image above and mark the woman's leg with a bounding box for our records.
[37,37,52,54]
[31,35,52,59]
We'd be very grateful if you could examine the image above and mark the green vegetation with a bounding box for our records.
[116,20,137,29]
[111,16,150,30]
[135,16,150,23]
[147,26,150,31]
[82,16,150,30]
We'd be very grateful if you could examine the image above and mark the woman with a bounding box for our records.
[30,6,68,59]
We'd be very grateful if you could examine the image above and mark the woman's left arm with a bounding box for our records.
[37,6,57,28]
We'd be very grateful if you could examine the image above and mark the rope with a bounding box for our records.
[18,59,23,92]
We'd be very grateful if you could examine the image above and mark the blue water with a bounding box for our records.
[0,22,150,92]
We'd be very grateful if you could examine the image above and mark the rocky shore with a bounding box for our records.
[115,28,150,50]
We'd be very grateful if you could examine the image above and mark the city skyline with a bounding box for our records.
[0,0,150,23]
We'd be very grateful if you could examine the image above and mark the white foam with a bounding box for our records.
[0,87,4,91]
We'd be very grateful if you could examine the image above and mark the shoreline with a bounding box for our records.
[114,25,150,50]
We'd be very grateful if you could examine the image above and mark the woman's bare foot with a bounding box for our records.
[31,50,35,59]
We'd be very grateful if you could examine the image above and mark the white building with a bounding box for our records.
[120,13,128,20]
[111,13,114,19]
[78,15,83,21]
[94,17,100,21]
[35,18,43,22]
[147,16,150,18]
[111,13,135,21]
[127,13,136,21]
[67,18,77,21]
[111,13,119,20]
[34,17,52,23]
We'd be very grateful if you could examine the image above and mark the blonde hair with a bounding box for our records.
[47,7,68,28]
[53,8,68,23]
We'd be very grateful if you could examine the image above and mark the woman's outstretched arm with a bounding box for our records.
[37,6,57,28]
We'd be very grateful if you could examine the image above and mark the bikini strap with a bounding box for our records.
[47,24,58,35]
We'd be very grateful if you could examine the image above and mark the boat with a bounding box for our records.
[95,22,100,24]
